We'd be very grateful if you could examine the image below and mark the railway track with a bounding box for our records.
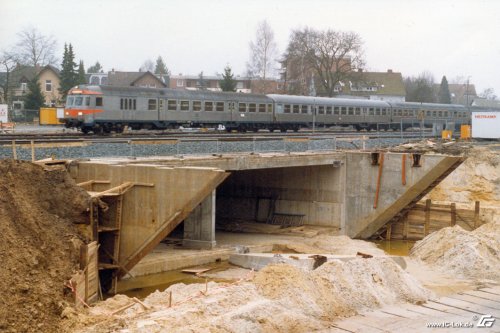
[0,128,435,145]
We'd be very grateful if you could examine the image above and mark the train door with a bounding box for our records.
[228,101,237,124]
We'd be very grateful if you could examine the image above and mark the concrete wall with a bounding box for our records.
[344,152,463,238]
[217,164,345,228]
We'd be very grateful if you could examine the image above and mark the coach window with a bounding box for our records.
[193,101,202,112]
[284,104,291,113]
[444,111,448,117]
[326,106,332,115]
[133,99,136,110]
[432,111,437,117]
[267,104,273,113]
[368,108,374,116]
[318,106,325,115]
[148,99,157,111]
[347,107,353,115]
[159,99,164,111]
[259,104,266,113]
[355,107,361,116]
[301,105,308,114]
[333,107,339,115]
[124,99,128,110]
[168,100,177,111]
[292,105,299,114]
[438,111,443,117]
[339,107,346,115]
[180,100,190,111]
[375,108,380,116]
[381,108,386,116]
[248,103,256,112]
[239,103,247,112]
[204,101,213,111]
[216,102,224,112]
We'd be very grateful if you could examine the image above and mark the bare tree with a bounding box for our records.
[16,27,57,66]
[139,59,154,72]
[282,27,364,97]
[247,20,278,79]
[404,71,436,103]
[0,51,19,105]
[479,88,497,100]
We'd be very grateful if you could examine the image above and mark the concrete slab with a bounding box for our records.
[229,252,407,271]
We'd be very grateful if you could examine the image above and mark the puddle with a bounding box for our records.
[114,261,234,299]
[371,240,416,256]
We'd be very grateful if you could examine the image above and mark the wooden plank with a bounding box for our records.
[380,305,423,318]
[450,294,500,311]
[333,319,386,333]
[463,290,500,303]
[480,287,500,296]
[403,303,451,317]
[182,268,212,275]
[433,296,500,316]
[422,300,472,316]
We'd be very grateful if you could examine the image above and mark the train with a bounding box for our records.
[62,85,472,134]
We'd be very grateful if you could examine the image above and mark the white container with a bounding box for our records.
[471,111,500,139]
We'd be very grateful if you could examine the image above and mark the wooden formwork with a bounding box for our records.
[381,199,481,240]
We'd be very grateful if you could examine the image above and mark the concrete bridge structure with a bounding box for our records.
[68,151,463,291]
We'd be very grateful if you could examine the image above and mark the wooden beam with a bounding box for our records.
[90,182,135,198]
[450,203,456,226]
[474,201,480,228]
[424,199,431,236]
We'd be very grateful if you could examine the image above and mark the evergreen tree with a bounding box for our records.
[24,76,45,110]
[59,43,78,97]
[438,76,451,104]
[197,71,206,90]
[154,56,170,76]
[219,65,237,92]
[77,60,86,84]
[87,61,103,73]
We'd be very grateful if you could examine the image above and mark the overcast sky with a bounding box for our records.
[1,0,499,95]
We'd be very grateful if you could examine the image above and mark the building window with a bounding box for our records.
[177,79,184,87]
[21,82,27,92]
[148,99,157,110]
[45,80,52,92]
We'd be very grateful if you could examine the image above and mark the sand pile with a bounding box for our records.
[410,221,500,281]
[69,258,430,332]
[0,160,90,333]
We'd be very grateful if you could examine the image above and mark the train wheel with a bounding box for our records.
[81,127,90,134]
[280,128,287,133]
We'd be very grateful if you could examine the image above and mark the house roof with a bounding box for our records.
[349,70,406,96]
[107,71,167,87]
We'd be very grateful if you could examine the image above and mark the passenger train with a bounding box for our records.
[63,85,471,134]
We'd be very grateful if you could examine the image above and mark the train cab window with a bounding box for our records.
[180,100,190,111]
[333,107,339,115]
[341,107,347,115]
[204,101,213,111]
[193,101,202,112]
[148,99,157,111]
[259,104,266,113]
[318,106,325,115]
[66,96,74,106]
[355,107,361,115]
[301,105,308,114]
[248,103,256,112]
[75,96,83,106]
[168,100,177,111]
[96,97,102,107]
[284,104,291,113]
[239,103,247,112]
[267,104,273,113]
[293,105,299,114]
[216,102,224,111]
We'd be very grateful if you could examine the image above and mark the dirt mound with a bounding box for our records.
[0,160,90,332]
[70,258,430,332]
[410,222,500,281]
[254,258,430,319]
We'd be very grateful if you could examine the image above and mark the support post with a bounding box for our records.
[183,190,216,249]
[474,201,480,228]
[424,199,431,236]
[450,203,456,226]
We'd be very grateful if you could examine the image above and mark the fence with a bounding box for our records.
[9,109,40,123]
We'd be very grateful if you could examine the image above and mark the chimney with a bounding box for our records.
[387,69,393,73]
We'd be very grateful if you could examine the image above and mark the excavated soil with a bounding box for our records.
[0,160,90,333]
[68,258,430,332]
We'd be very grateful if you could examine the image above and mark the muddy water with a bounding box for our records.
[371,240,416,256]
[115,261,234,299]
